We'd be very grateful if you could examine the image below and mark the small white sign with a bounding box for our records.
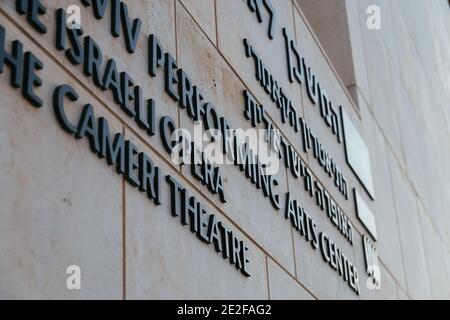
[341,107,375,200]
[354,189,378,240]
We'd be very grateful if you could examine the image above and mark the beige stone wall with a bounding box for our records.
[0,0,449,300]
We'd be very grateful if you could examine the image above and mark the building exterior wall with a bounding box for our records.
[0,0,449,299]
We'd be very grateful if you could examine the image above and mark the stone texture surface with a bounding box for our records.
[387,148,431,299]
[180,0,216,44]
[0,0,449,299]
[359,100,406,291]
[124,130,268,299]
[176,4,295,274]
[0,17,123,299]
[267,258,314,300]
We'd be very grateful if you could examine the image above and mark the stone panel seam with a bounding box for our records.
[285,166,299,280]
[122,125,127,300]
[386,144,420,296]
[179,0,216,46]
[417,206,442,298]
[213,0,219,47]
[265,256,271,300]
[362,99,447,247]
[174,0,182,175]
[378,259,410,299]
